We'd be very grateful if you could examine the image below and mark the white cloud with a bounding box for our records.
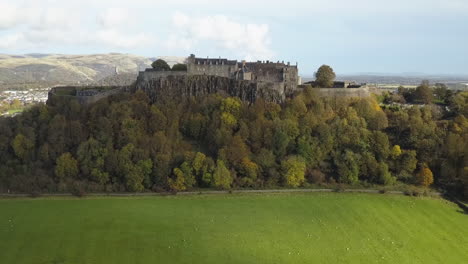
[0,2,156,50]
[0,2,27,29]
[0,33,25,49]
[21,7,81,32]
[168,12,274,60]
[97,8,129,28]
[95,29,155,49]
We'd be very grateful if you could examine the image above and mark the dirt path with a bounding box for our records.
[0,188,441,198]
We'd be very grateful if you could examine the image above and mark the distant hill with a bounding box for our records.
[0,53,186,90]
[92,73,138,86]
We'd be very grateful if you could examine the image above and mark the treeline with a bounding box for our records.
[383,82,455,105]
[0,88,466,198]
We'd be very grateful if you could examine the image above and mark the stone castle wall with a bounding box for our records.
[295,86,372,98]
[47,86,126,105]
[187,63,237,78]
[137,70,187,82]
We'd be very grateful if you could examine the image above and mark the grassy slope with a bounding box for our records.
[0,53,152,89]
[0,193,466,264]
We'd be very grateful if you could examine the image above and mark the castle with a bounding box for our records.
[186,54,300,93]
[48,54,374,106]
[135,54,301,103]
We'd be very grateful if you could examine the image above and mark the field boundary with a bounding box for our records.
[0,188,442,198]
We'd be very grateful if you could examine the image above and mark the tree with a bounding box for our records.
[47,114,67,161]
[377,162,395,185]
[212,160,232,189]
[11,134,35,161]
[390,145,402,159]
[315,65,336,88]
[151,59,171,71]
[239,158,259,186]
[55,152,78,180]
[414,80,433,104]
[449,92,468,116]
[117,144,152,192]
[172,63,187,71]
[77,138,109,185]
[281,156,306,187]
[10,99,22,109]
[179,161,196,188]
[394,150,418,180]
[222,135,249,167]
[434,83,450,103]
[415,165,434,187]
[335,150,360,184]
[169,168,186,191]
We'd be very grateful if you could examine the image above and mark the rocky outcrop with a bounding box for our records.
[134,74,284,103]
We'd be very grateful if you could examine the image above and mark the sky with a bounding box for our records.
[0,0,467,76]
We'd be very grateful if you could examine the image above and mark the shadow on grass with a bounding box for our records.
[442,193,467,215]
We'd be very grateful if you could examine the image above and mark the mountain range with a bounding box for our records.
[0,53,186,90]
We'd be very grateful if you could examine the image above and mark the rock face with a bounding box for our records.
[134,73,284,103]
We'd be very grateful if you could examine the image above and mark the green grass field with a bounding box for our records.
[0,193,466,264]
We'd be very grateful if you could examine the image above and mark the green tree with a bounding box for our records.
[151,59,171,71]
[11,133,35,161]
[212,160,232,189]
[179,161,196,188]
[335,150,360,184]
[315,65,336,88]
[117,144,152,192]
[281,156,306,187]
[449,92,468,116]
[414,80,433,104]
[390,145,402,159]
[77,138,109,185]
[377,162,395,185]
[239,158,260,186]
[169,168,186,191]
[172,63,187,71]
[55,152,79,180]
[434,83,450,103]
[394,150,418,180]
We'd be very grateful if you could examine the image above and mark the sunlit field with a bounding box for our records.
[1,193,466,264]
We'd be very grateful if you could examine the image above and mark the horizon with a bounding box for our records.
[1,0,468,75]
[2,52,468,78]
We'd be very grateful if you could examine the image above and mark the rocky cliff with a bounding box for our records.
[134,74,284,103]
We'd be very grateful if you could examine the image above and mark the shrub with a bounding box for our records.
[412,189,422,197]
[71,181,86,197]
[28,191,41,198]
[172,64,187,71]
[309,169,326,184]
[333,184,345,192]
[404,186,422,197]
[152,185,165,193]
